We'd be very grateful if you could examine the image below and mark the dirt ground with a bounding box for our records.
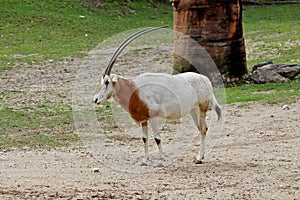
[0,101,299,199]
[0,45,299,199]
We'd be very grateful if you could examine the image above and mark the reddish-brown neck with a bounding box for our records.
[113,77,150,123]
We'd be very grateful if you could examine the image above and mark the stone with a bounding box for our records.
[104,139,113,143]
[252,60,273,73]
[251,63,300,83]
[282,104,289,110]
[277,64,300,79]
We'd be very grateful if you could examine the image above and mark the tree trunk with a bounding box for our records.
[172,0,248,86]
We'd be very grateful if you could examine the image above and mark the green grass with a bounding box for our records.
[225,76,300,104]
[0,133,78,149]
[0,0,172,70]
[243,4,300,68]
[0,98,77,148]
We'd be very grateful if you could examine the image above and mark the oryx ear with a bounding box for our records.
[111,74,118,83]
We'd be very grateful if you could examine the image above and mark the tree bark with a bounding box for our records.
[173,0,248,86]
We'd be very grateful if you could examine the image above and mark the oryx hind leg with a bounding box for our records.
[190,106,208,164]
[150,117,164,167]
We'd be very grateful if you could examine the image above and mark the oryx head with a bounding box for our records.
[94,26,168,105]
[94,74,118,104]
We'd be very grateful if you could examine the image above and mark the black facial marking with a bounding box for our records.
[154,138,161,146]
[104,79,109,89]
[142,137,146,143]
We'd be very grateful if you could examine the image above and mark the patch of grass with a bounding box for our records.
[0,0,172,71]
[225,76,300,104]
[107,134,140,143]
[244,5,300,68]
[0,133,78,149]
[0,104,79,149]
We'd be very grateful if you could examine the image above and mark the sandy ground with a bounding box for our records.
[0,44,299,199]
[0,102,299,199]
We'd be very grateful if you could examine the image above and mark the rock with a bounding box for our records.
[104,139,113,143]
[251,63,300,83]
[252,64,290,83]
[277,64,300,79]
[252,60,273,73]
[278,184,290,189]
[282,104,289,110]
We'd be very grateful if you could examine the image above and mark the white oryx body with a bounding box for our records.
[94,72,221,165]
[134,72,218,120]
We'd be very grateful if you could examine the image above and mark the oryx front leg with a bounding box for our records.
[141,122,149,166]
[150,117,164,162]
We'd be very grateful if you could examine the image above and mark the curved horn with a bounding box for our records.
[104,26,168,76]
[104,27,152,75]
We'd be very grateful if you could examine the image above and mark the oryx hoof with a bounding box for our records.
[140,159,149,166]
[194,157,203,164]
[195,160,203,164]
